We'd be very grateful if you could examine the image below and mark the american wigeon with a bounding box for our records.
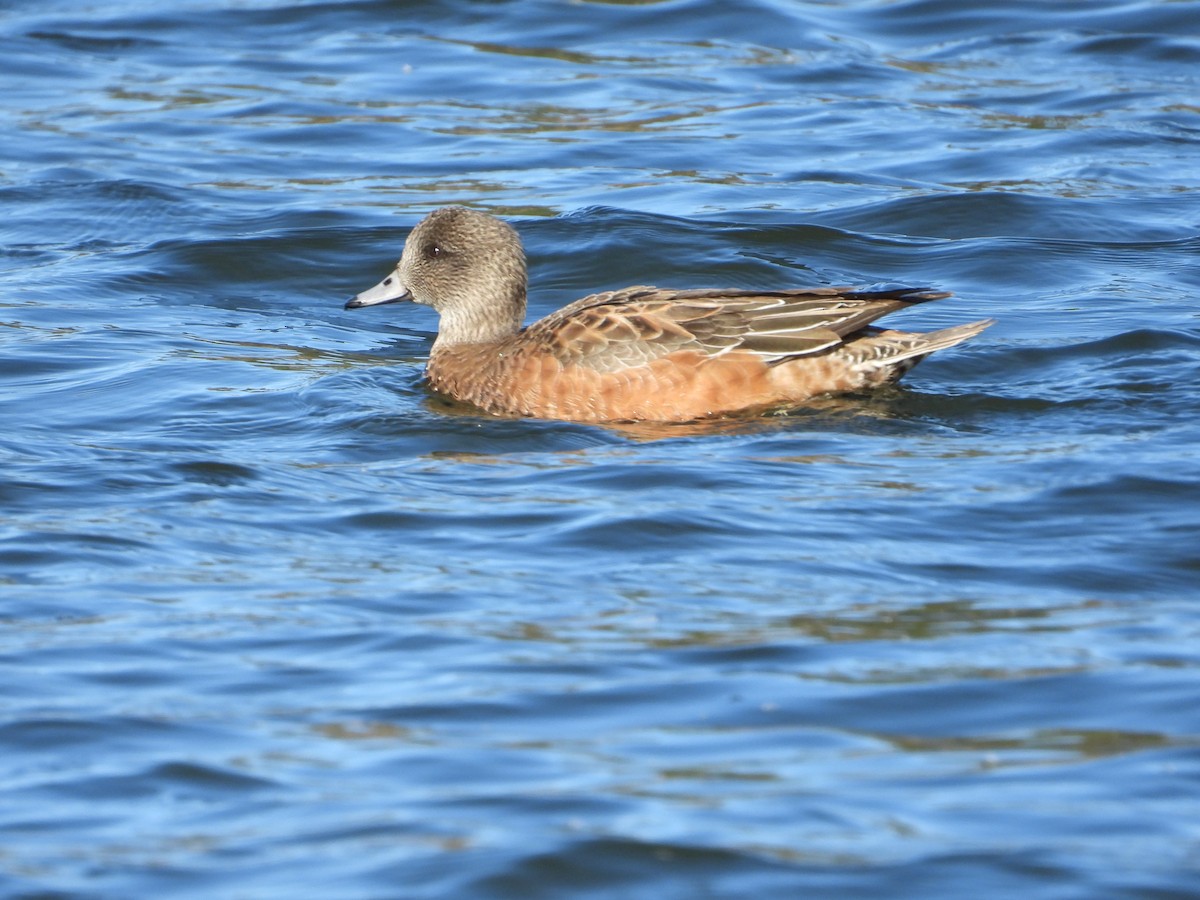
[346,206,992,423]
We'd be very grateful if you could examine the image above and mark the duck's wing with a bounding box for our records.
[522,285,952,373]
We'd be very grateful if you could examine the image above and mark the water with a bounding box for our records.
[3,0,1200,896]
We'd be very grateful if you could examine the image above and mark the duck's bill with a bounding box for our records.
[345,274,411,310]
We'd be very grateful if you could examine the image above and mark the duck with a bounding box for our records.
[345,206,992,423]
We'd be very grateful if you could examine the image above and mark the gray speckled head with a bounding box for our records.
[347,206,528,347]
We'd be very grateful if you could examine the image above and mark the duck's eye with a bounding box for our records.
[423,243,442,260]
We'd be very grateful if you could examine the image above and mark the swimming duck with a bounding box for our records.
[345,206,991,423]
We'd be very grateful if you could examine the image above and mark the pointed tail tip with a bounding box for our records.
[961,317,998,336]
[921,317,996,351]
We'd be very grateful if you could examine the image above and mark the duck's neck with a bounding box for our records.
[432,284,527,350]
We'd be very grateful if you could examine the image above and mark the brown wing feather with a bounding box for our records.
[520,285,951,373]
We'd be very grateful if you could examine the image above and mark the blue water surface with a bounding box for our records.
[2,1,1200,897]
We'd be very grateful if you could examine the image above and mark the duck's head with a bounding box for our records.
[345,206,528,346]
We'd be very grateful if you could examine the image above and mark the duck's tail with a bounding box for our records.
[887,318,995,362]
[850,318,995,384]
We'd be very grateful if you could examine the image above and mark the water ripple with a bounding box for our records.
[3,0,1200,897]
